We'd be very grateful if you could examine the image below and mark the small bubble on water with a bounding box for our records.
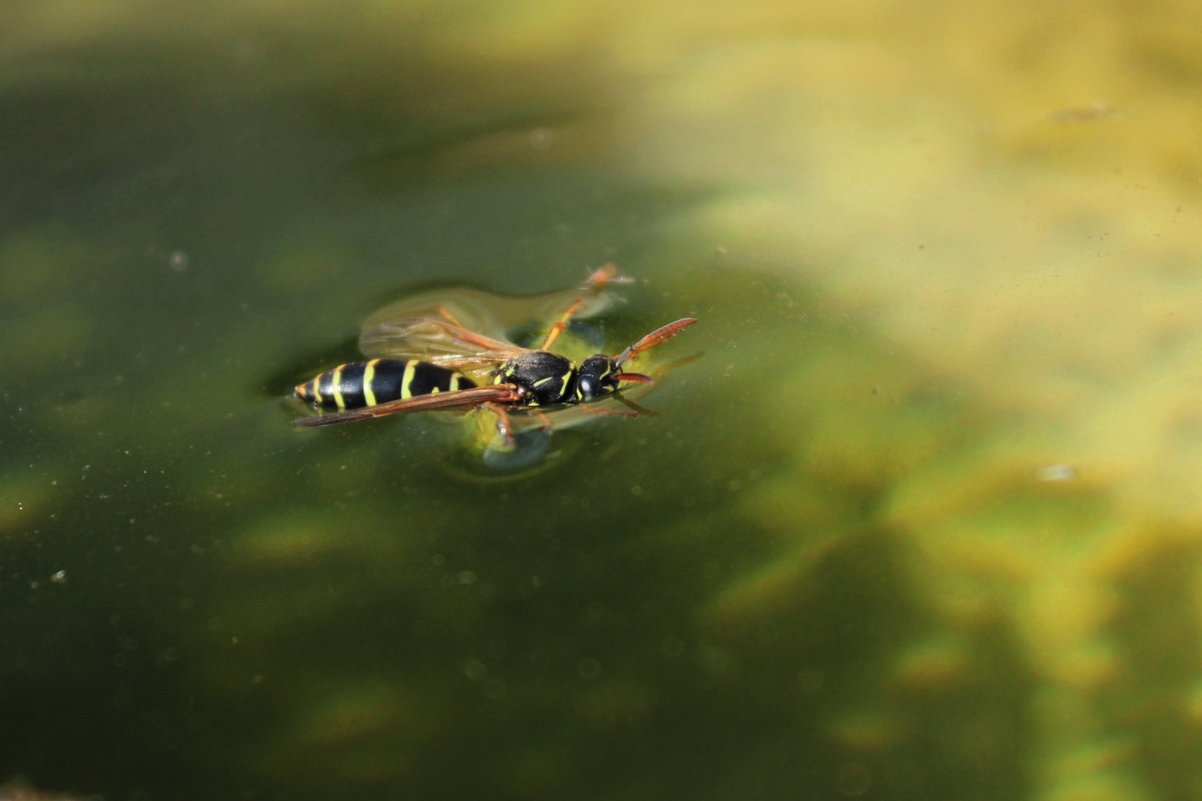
[169,250,189,272]
[50,569,67,585]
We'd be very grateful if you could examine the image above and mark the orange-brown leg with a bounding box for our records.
[539,263,626,352]
[576,403,640,419]
[482,401,517,445]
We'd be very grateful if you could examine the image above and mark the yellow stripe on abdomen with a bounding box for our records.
[331,364,347,410]
[363,359,379,406]
[401,360,417,399]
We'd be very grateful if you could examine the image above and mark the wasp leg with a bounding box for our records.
[482,401,517,446]
[576,403,640,419]
[611,393,659,417]
[539,263,627,351]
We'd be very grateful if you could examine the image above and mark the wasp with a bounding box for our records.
[293,265,695,442]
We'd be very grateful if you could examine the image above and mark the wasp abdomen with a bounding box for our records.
[296,359,476,411]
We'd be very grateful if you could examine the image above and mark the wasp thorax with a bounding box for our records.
[576,355,618,401]
[500,351,575,405]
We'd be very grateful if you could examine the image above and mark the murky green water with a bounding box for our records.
[4,2,1202,800]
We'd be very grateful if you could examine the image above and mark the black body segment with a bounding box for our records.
[402,360,471,398]
[575,355,619,400]
[497,351,577,405]
[315,362,366,409]
[296,359,475,411]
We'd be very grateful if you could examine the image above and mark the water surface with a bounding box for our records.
[3,2,1202,800]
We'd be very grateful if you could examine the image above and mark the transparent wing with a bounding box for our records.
[358,279,623,361]
[359,317,527,372]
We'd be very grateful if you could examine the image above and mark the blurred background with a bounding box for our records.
[3,1,1202,799]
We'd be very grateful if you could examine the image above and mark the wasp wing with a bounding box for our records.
[293,385,521,428]
[358,280,623,360]
[359,317,527,371]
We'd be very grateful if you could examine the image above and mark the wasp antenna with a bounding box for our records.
[615,317,697,368]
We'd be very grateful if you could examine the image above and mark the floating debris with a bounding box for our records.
[1046,102,1126,122]
[1036,463,1079,483]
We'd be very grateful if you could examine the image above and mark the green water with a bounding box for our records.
[5,3,1202,801]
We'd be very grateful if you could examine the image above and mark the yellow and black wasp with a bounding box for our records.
[293,265,696,443]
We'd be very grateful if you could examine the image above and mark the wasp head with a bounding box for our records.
[576,354,620,401]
